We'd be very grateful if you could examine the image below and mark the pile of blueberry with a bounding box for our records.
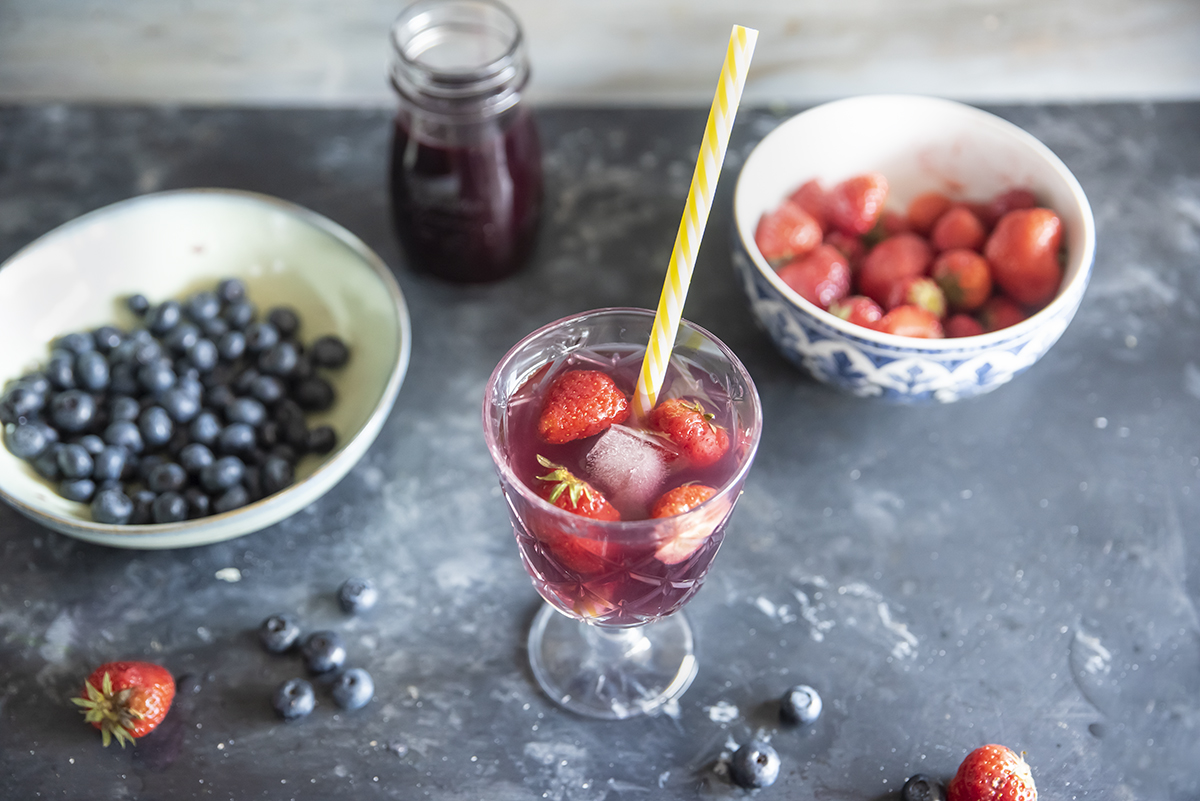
[262,577,378,720]
[0,278,350,525]
[728,683,823,789]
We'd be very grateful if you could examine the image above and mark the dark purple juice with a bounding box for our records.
[388,107,543,283]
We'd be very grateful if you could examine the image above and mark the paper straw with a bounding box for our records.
[632,24,758,419]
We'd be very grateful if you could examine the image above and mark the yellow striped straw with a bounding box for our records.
[632,24,758,419]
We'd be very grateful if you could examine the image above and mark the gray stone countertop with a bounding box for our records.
[1,103,1198,799]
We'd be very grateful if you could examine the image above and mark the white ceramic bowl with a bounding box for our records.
[732,94,1096,403]
[0,189,411,548]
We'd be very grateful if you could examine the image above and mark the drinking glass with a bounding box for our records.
[483,308,762,718]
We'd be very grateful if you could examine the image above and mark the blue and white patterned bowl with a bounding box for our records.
[732,95,1095,403]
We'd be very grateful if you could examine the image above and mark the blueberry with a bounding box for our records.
[104,419,145,454]
[310,335,350,368]
[92,325,124,352]
[185,290,221,322]
[109,395,141,422]
[176,375,204,400]
[242,464,263,502]
[250,375,286,405]
[127,293,151,316]
[337,577,378,614]
[4,423,50,460]
[729,741,781,789]
[261,455,294,495]
[292,376,334,411]
[189,411,222,446]
[32,444,64,480]
[76,434,106,455]
[201,455,245,492]
[233,368,260,395]
[49,389,96,432]
[132,338,164,366]
[151,491,188,523]
[902,774,947,801]
[138,406,174,449]
[307,426,337,455]
[226,397,266,427]
[147,461,187,493]
[179,442,214,474]
[330,668,374,711]
[2,384,46,420]
[129,489,156,524]
[138,359,176,394]
[147,300,182,334]
[271,444,299,465]
[91,488,134,524]
[267,307,300,338]
[205,384,236,411]
[272,677,315,721]
[258,341,299,377]
[54,331,94,355]
[300,631,347,674]
[780,684,822,725]
[217,422,256,454]
[165,322,200,355]
[183,487,211,519]
[160,387,200,423]
[74,351,110,392]
[108,363,139,396]
[59,478,96,503]
[92,446,128,482]
[202,317,229,340]
[223,300,256,330]
[216,277,246,304]
[212,484,249,513]
[217,330,247,361]
[259,613,301,653]
[188,338,219,372]
[18,372,51,396]
[137,453,167,483]
[245,322,280,353]
[46,352,76,390]
[57,443,94,479]
[288,353,314,382]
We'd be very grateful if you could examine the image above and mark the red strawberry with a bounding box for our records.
[754,200,823,264]
[776,244,851,309]
[906,191,954,236]
[876,305,944,338]
[823,229,866,270]
[984,208,1063,306]
[976,188,1038,230]
[828,172,889,235]
[650,483,717,518]
[858,232,933,307]
[978,296,1027,332]
[534,455,620,521]
[828,295,884,329]
[947,744,1037,801]
[945,313,985,338]
[932,249,993,311]
[73,661,176,747]
[537,369,630,445]
[931,205,987,252]
[886,276,947,318]
[787,179,828,232]
[647,398,730,468]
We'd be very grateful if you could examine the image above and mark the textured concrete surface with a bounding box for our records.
[0,0,1198,105]
[1,102,1199,798]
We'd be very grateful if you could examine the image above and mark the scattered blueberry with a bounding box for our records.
[126,293,150,316]
[91,488,134,524]
[293,376,334,411]
[337,577,378,614]
[330,668,374,711]
[310,335,349,368]
[729,741,781,789]
[780,684,822,725]
[259,613,302,654]
[272,678,316,721]
[902,774,947,801]
[300,631,347,674]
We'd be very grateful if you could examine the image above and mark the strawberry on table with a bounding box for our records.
[537,369,630,445]
[776,243,851,309]
[947,744,1037,801]
[754,200,823,264]
[647,398,730,469]
[827,172,889,235]
[73,661,175,747]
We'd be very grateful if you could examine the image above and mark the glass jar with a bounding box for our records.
[388,0,543,283]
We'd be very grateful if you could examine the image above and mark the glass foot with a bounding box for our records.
[526,603,698,719]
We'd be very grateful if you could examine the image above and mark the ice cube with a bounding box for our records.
[584,424,680,516]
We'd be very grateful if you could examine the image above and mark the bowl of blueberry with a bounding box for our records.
[732,94,1096,402]
[0,189,411,548]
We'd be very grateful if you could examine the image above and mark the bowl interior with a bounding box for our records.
[734,95,1095,344]
[0,189,409,545]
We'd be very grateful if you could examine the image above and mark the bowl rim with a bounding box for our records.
[733,93,1097,351]
[0,187,413,544]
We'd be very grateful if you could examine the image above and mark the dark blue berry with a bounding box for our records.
[189,411,222,446]
[18,372,51,396]
[242,465,263,502]
[217,423,256,454]
[59,478,96,503]
[50,389,97,432]
[216,277,246,304]
[183,487,211,519]
[330,668,374,711]
[337,577,378,614]
[307,426,337,455]
[138,359,176,394]
[261,456,294,495]
[272,677,315,721]
[205,383,236,411]
[901,774,946,801]
[2,384,46,420]
[127,293,151,316]
[250,374,286,405]
[109,395,141,421]
[151,491,188,523]
[54,331,94,355]
[56,443,93,479]
[202,316,229,340]
[32,444,64,480]
[147,301,182,334]
[108,363,139,396]
[137,453,167,482]
[233,368,260,395]
[74,351,110,392]
[259,613,301,653]
[223,300,256,330]
[288,353,314,382]
[300,631,346,674]
[185,291,221,322]
[132,338,163,366]
[179,442,214,474]
[93,326,124,352]
[292,376,334,411]
[267,307,300,338]
[4,423,50,460]
[147,461,187,493]
[310,335,350,368]
[780,684,822,725]
[188,338,219,372]
[245,322,280,353]
[138,406,174,449]
[258,341,299,377]
[91,489,134,524]
[729,741,781,789]
[75,435,105,456]
[200,455,244,492]
[92,446,128,482]
[165,322,200,355]
[129,489,156,524]
[226,397,266,427]
[160,387,200,423]
[217,330,246,361]
[212,484,249,513]
[104,419,145,454]
[46,352,76,390]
